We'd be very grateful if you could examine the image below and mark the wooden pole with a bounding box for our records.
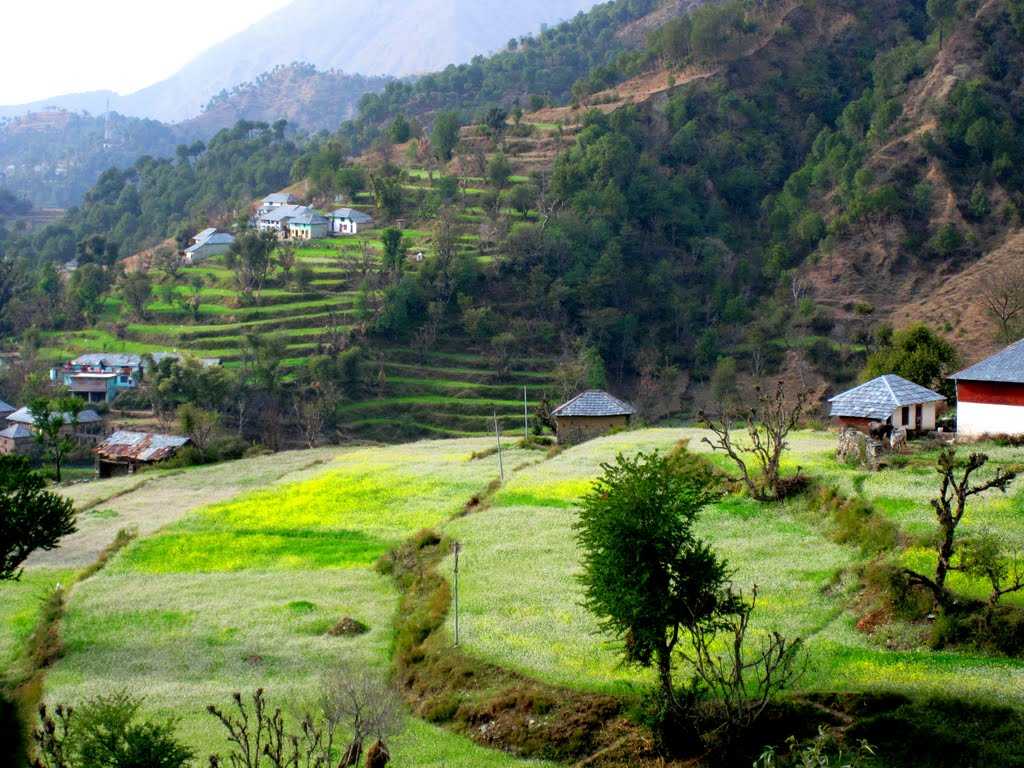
[523,385,529,441]
[452,541,462,646]
[493,411,504,482]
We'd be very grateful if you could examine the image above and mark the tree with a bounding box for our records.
[507,184,536,219]
[487,153,513,191]
[701,382,809,502]
[431,111,461,162]
[380,228,406,278]
[68,264,109,324]
[0,455,76,581]
[904,449,1017,609]
[927,0,956,49]
[575,450,737,716]
[30,397,84,483]
[336,166,367,201]
[226,230,277,300]
[370,173,404,220]
[120,271,152,320]
[276,244,297,285]
[178,404,220,456]
[388,114,412,144]
[981,266,1024,343]
[153,245,183,283]
[862,324,958,396]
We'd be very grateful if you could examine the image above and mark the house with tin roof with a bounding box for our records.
[255,204,313,236]
[951,339,1024,437]
[95,431,191,478]
[551,390,635,444]
[829,375,945,434]
[184,229,235,264]
[288,211,330,240]
[260,192,297,211]
[328,208,375,236]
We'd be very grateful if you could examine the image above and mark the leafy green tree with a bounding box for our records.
[225,230,277,300]
[388,114,412,144]
[120,271,153,320]
[30,397,85,483]
[507,183,536,218]
[381,228,406,278]
[336,166,367,201]
[68,264,110,324]
[370,173,405,220]
[863,324,958,396]
[575,450,736,714]
[0,455,76,581]
[431,111,461,162]
[487,153,513,191]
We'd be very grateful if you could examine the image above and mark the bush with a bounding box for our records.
[814,484,899,553]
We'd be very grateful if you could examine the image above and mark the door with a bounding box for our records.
[901,406,910,426]
[915,404,923,431]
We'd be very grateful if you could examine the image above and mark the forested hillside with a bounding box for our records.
[2,0,1023,444]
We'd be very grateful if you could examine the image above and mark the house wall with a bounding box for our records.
[0,436,34,456]
[891,402,938,431]
[556,415,629,444]
[957,380,1024,436]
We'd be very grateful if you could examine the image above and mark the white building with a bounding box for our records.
[328,208,375,236]
[256,204,312,236]
[260,192,297,210]
[184,229,235,264]
[829,375,946,434]
[952,339,1024,438]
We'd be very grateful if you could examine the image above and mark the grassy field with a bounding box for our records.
[24,438,550,767]
[445,428,1024,706]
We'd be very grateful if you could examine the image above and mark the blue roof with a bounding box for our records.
[290,212,328,226]
[829,375,945,420]
[0,398,13,413]
[951,339,1024,384]
[329,208,374,223]
[0,424,33,440]
[552,390,635,418]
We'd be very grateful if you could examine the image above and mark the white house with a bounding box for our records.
[829,375,946,434]
[260,192,297,211]
[328,208,375,236]
[184,230,235,264]
[951,339,1024,437]
[256,204,311,235]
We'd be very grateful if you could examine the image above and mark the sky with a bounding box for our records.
[0,0,293,105]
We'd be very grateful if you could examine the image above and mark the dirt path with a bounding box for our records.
[30,448,346,568]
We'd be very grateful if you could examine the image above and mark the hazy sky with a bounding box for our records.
[0,0,293,104]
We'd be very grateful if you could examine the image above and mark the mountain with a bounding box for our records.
[0,0,600,125]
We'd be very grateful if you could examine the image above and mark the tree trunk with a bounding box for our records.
[934,521,955,605]
[656,643,675,710]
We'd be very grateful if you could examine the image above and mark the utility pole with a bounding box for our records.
[452,541,462,646]
[493,411,504,482]
[523,385,529,441]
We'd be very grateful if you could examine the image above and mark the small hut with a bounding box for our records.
[552,390,635,445]
[0,424,35,456]
[95,431,190,478]
[829,375,945,434]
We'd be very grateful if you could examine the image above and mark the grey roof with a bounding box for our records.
[552,390,635,418]
[290,211,329,226]
[186,232,234,252]
[262,192,296,204]
[8,407,102,426]
[72,353,143,368]
[0,399,13,413]
[194,227,217,242]
[0,424,33,440]
[329,208,374,224]
[97,431,190,462]
[952,339,1024,383]
[261,204,310,223]
[829,375,945,420]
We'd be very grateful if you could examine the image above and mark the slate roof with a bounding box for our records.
[329,208,374,223]
[261,204,310,223]
[72,353,144,368]
[829,375,945,420]
[186,232,234,253]
[951,339,1024,384]
[552,390,635,418]
[262,193,296,205]
[8,407,102,426]
[194,227,217,243]
[290,211,329,226]
[96,431,190,463]
[0,398,14,413]
[0,424,33,440]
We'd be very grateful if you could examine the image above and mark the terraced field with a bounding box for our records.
[41,167,562,440]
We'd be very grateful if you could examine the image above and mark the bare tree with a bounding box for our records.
[679,587,804,748]
[700,382,809,501]
[322,669,403,768]
[904,449,1017,609]
[294,391,328,449]
[981,267,1024,343]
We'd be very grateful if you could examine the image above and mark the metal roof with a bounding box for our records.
[329,208,374,223]
[552,390,636,418]
[829,375,945,420]
[261,204,310,222]
[262,193,296,204]
[0,399,13,413]
[195,227,217,242]
[72,353,144,368]
[951,339,1024,384]
[290,212,329,226]
[96,431,190,463]
[0,424,33,440]
[8,407,102,426]
[186,232,234,252]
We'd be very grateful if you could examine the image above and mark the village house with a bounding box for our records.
[6,406,105,446]
[829,375,945,434]
[51,353,219,403]
[255,204,313,236]
[288,211,330,240]
[259,192,297,210]
[184,229,235,264]
[328,208,375,236]
[951,338,1024,438]
[0,423,35,456]
[95,431,190,478]
[552,390,635,444]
